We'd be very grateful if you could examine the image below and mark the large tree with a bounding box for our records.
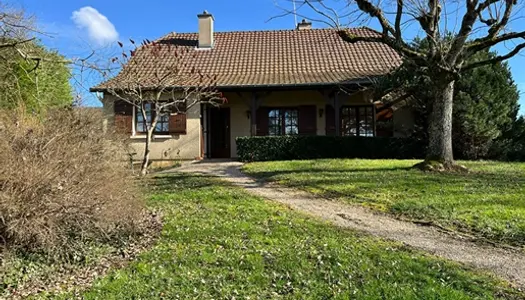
[292,0,525,169]
[377,44,520,160]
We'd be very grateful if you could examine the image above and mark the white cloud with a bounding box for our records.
[71,6,118,46]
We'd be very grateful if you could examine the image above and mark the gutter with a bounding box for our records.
[89,78,375,93]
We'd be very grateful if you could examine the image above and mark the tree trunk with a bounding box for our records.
[140,110,160,177]
[426,79,455,167]
[140,128,153,176]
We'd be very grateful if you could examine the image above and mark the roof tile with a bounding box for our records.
[94,27,401,90]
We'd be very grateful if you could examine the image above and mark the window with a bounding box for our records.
[135,103,169,134]
[358,106,374,137]
[341,106,375,137]
[268,108,298,136]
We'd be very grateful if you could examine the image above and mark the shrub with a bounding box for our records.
[236,136,425,162]
[0,108,145,257]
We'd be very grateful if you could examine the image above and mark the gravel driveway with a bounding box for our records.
[172,160,525,289]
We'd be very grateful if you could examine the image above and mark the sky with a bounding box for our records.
[13,0,525,114]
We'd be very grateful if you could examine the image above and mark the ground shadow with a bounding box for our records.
[145,173,231,193]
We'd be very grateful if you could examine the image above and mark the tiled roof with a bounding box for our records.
[93,27,401,91]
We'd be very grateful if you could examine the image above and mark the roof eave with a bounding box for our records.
[90,78,375,93]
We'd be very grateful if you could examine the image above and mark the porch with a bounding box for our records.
[202,87,409,159]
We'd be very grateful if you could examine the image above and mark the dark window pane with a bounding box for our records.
[284,109,298,135]
[267,108,298,136]
[136,104,152,133]
[136,103,171,134]
[268,109,282,136]
[341,107,357,136]
[341,106,375,137]
[285,125,298,135]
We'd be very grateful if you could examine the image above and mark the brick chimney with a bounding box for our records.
[198,10,214,48]
[297,19,312,30]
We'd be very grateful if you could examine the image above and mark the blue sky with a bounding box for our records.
[15,0,525,114]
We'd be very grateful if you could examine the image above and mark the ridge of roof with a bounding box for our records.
[159,26,376,38]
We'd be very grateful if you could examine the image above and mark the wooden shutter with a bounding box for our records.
[256,107,269,136]
[325,104,336,136]
[114,100,133,134]
[169,114,187,134]
[298,105,317,135]
[168,102,187,135]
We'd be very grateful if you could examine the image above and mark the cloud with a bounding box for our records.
[71,7,118,46]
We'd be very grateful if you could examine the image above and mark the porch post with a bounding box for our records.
[202,104,210,158]
[250,92,258,136]
[372,104,377,137]
[334,92,341,136]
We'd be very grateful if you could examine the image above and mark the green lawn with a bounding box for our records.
[242,159,525,247]
[47,174,522,299]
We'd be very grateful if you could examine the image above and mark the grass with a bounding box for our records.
[242,159,525,247]
[46,174,523,299]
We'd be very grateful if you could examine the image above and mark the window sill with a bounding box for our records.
[130,135,174,139]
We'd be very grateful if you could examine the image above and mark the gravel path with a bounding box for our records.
[173,160,525,289]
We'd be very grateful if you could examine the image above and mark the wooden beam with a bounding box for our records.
[334,92,341,136]
[318,89,335,106]
[250,92,258,136]
[236,91,268,136]
[372,104,377,137]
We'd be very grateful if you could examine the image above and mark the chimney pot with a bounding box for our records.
[297,19,312,30]
[198,10,214,48]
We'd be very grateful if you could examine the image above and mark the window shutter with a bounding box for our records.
[113,100,133,134]
[298,105,317,135]
[256,107,269,136]
[325,104,336,136]
[168,102,187,135]
[169,114,187,134]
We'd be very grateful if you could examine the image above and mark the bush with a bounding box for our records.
[236,136,425,162]
[489,116,525,162]
[0,108,145,256]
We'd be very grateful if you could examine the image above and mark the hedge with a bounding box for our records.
[236,136,425,162]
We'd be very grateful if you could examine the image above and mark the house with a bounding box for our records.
[92,11,414,160]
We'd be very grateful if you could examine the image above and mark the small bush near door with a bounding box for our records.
[236,136,425,162]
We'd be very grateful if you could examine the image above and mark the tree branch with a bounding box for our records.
[463,42,525,70]
[394,0,403,41]
[353,0,395,36]
[0,37,35,49]
[376,92,412,112]
[466,30,525,54]
[477,0,513,39]
[446,0,480,65]
[337,30,425,63]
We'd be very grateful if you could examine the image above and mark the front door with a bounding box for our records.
[209,107,231,158]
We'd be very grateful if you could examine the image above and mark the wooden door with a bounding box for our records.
[209,107,231,158]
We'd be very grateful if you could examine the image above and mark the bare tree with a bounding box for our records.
[96,40,225,176]
[0,2,37,48]
[279,0,525,169]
